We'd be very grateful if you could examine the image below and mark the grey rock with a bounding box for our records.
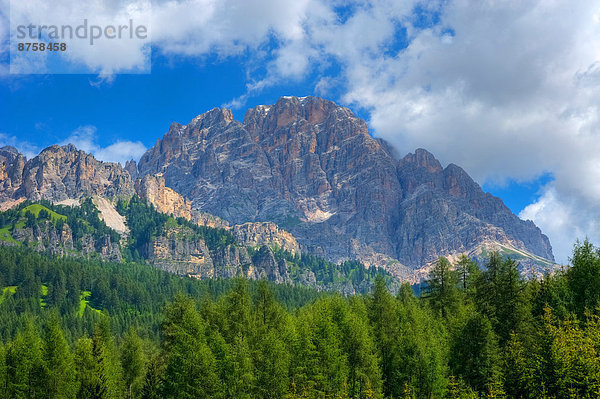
[136,96,554,273]
[0,144,134,203]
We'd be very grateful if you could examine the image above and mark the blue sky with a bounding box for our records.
[1,0,599,263]
[0,60,548,215]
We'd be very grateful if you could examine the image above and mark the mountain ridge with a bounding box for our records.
[0,96,556,280]
[134,96,554,275]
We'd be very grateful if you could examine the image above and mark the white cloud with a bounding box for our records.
[520,186,600,265]
[5,0,151,74]
[0,132,39,159]
[61,126,146,165]
[151,0,316,57]
[61,126,97,153]
[95,141,147,165]
[2,0,599,262]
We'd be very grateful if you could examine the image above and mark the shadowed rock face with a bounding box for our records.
[394,150,554,266]
[136,96,554,269]
[0,146,26,202]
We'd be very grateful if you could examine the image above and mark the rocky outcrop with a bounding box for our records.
[0,146,26,203]
[144,224,291,282]
[233,222,300,255]
[251,246,292,284]
[136,96,555,275]
[210,244,254,279]
[135,174,192,220]
[146,231,215,278]
[124,160,138,179]
[0,144,134,204]
[10,220,122,262]
[193,212,230,229]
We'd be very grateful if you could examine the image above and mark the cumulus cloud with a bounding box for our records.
[151,0,315,56]
[520,186,600,265]
[61,126,146,165]
[2,0,599,262]
[5,0,151,74]
[0,132,39,159]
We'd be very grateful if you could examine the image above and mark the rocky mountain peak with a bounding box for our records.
[0,145,134,203]
[243,96,370,142]
[401,148,443,173]
[124,159,138,179]
[0,146,26,203]
[134,96,555,275]
[190,107,235,129]
[0,146,21,158]
[59,143,80,154]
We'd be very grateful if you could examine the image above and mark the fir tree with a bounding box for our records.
[161,294,221,398]
[5,319,47,398]
[424,256,459,318]
[120,327,146,399]
[43,312,78,398]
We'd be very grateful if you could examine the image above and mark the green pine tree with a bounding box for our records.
[91,317,125,398]
[449,313,500,394]
[161,294,221,398]
[5,319,47,398]
[424,257,460,318]
[120,327,146,399]
[43,312,78,398]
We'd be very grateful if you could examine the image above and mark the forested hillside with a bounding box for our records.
[0,241,599,398]
[0,197,394,294]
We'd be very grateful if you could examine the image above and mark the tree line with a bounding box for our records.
[0,241,599,398]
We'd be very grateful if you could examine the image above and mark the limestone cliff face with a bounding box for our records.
[146,230,215,278]
[10,221,122,262]
[136,96,555,273]
[193,212,230,229]
[250,245,292,284]
[0,144,134,203]
[135,174,192,220]
[144,224,291,282]
[0,147,26,202]
[233,222,300,255]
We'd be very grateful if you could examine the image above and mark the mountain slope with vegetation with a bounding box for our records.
[0,97,557,280]
[0,197,395,294]
[0,240,598,398]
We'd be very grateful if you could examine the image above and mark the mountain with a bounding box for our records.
[0,96,556,280]
[0,197,394,294]
[0,145,302,258]
[0,144,134,207]
[135,96,554,277]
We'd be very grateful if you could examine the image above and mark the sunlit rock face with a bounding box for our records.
[136,96,554,273]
